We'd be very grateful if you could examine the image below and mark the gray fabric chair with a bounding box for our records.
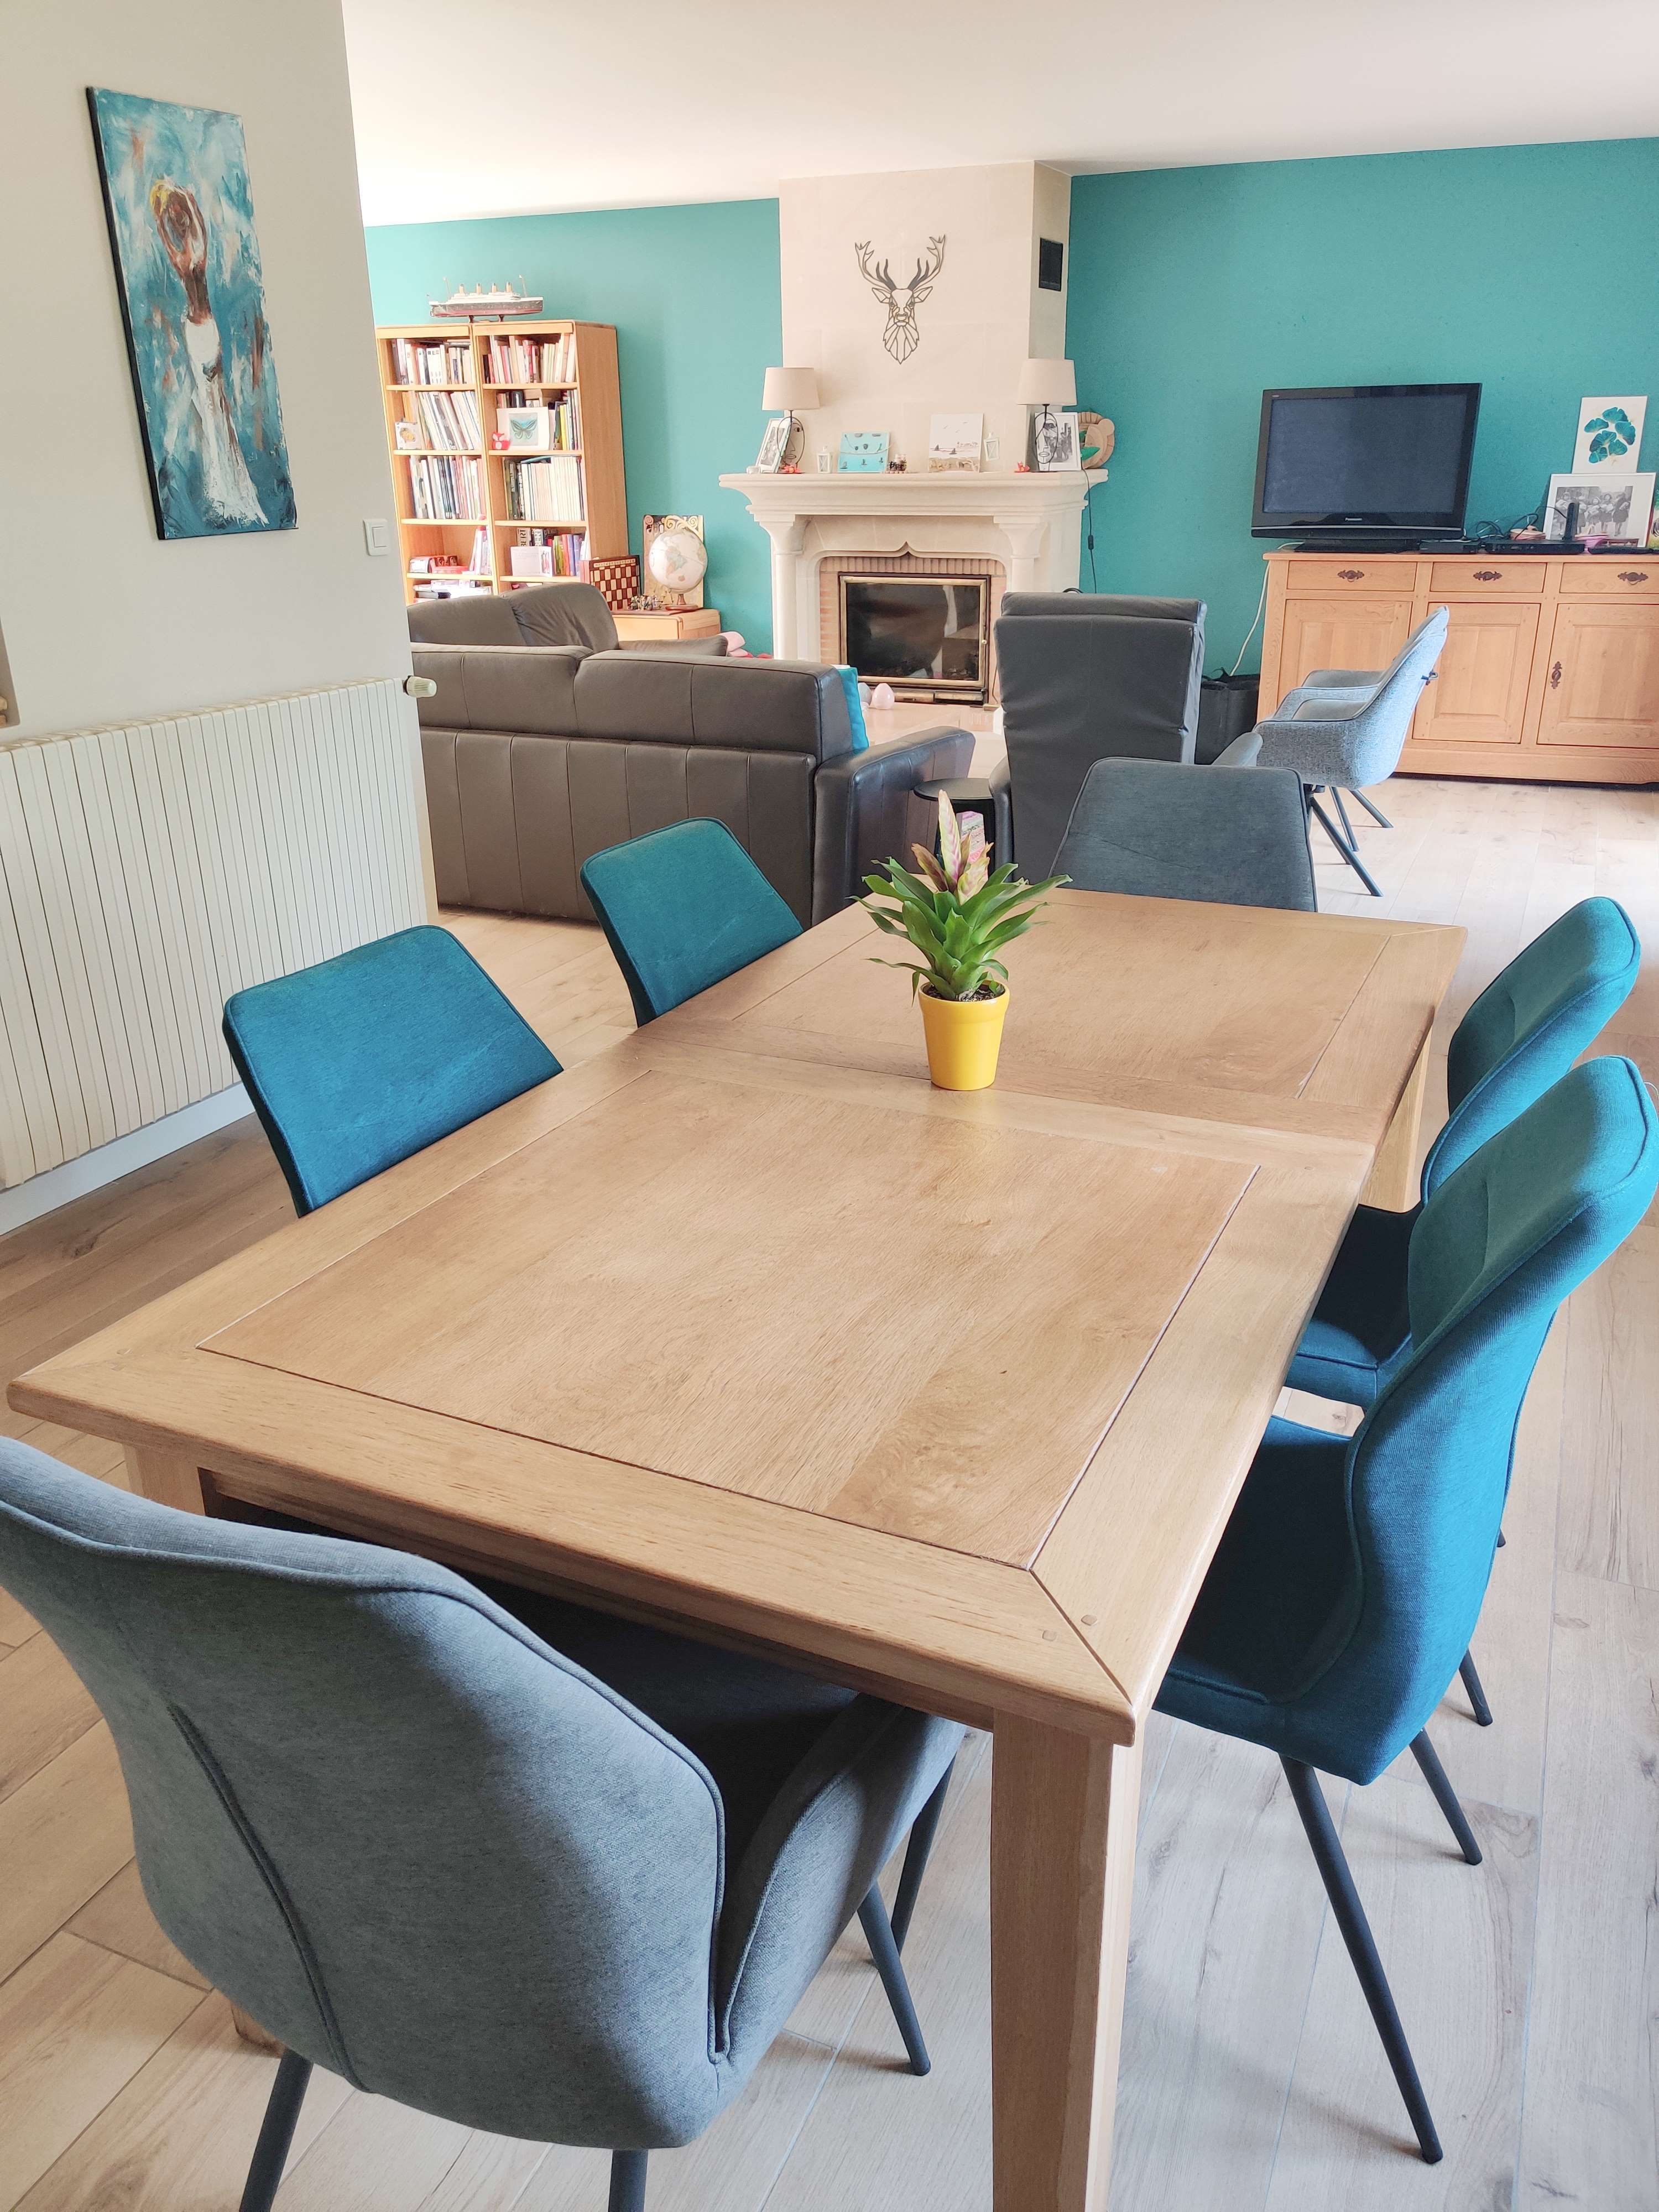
[1055,755,1317,911]
[1253,608,1449,896]
[0,1442,962,2212]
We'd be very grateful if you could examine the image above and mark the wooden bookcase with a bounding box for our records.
[375,319,628,604]
[1259,549,1659,785]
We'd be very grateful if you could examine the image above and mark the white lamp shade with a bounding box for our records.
[1016,357,1076,406]
[763,366,820,412]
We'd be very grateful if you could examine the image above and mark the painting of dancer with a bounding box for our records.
[88,88,296,539]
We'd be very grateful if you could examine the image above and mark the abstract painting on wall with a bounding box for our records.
[87,88,296,540]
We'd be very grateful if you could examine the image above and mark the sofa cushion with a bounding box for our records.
[508,581,619,651]
[571,655,860,759]
[407,595,523,646]
[833,666,870,752]
[410,645,586,734]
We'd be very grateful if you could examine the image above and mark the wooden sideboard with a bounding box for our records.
[1259,549,1659,784]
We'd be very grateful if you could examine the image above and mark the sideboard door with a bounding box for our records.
[1408,600,1539,749]
[1274,596,1416,694]
[1536,601,1659,752]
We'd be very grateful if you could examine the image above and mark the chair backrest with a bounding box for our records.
[223,926,560,1214]
[408,579,619,651]
[0,1447,727,2146]
[1310,1056,1658,1778]
[1257,605,1448,787]
[1424,895,1641,1195]
[994,592,1207,878]
[580,819,803,1023]
[1054,757,1317,911]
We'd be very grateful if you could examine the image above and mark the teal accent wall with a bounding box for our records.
[366,200,782,649]
[1066,138,1659,672]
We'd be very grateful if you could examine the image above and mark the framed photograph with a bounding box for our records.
[394,419,422,452]
[928,412,983,472]
[497,406,551,452]
[1545,472,1655,544]
[87,87,295,539]
[753,415,791,473]
[838,431,890,474]
[1034,409,1081,472]
[1572,395,1647,472]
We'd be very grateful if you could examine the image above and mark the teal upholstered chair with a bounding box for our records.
[1287,898,1641,1414]
[1158,1055,1658,2163]
[223,926,560,1215]
[0,1446,962,2212]
[580,820,804,1025]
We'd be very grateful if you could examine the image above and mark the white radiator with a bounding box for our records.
[0,680,426,1190]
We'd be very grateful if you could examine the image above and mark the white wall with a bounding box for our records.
[779,163,1071,472]
[0,0,410,739]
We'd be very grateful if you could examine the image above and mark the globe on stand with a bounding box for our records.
[645,527,707,604]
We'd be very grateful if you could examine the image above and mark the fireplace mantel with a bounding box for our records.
[718,468,1104,659]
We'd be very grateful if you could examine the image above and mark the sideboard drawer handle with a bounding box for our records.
[1472,568,1503,581]
[1550,660,1563,688]
[1336,567,1364,581]
[1616,570,1651,583]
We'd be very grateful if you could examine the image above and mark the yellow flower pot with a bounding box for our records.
[919,985,1009,1091]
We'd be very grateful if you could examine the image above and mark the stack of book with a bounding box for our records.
[411,389,482,448]
[391,338,472,385]
[408,454,482,521]
[508,530,589,577]
[484,331,576,384]
[502,455,583,524]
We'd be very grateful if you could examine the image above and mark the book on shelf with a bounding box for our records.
[508,530,588,578]
[407,453,482,521]
[484,330,576,384]
[390,337,472,385]
[410,388,482,449]
[502,453,584,523]
[493,393,580,451]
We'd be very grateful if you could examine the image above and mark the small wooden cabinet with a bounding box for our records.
[1259,550,1659,782]
[612,607,723,645]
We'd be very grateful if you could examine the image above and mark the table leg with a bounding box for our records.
[123,1446,207,1514]
[1360,1040,1430,1212]
[991,1717,1142,2210]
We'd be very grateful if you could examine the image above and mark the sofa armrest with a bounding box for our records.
[811,728,975,923]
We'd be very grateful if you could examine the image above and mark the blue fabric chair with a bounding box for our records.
[1159,1055,1659,2162]
[223,925,560,1215]
[580,820,804,1026]
[0,1448,962,2212]
[1287,897,1641,1412]
[1055,754,1316,911]
[1253,608,1449,895]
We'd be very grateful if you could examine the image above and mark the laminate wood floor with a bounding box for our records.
[0,773,1653,2211]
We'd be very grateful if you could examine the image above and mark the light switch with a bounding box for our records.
[363,518,392,556]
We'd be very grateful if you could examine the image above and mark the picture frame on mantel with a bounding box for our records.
[838,431,890,474]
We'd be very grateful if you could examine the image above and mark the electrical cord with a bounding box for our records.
[1224,541,1298,676]
[1084,478,1100,591]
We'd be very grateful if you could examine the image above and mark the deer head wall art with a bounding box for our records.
[853,236,946,363]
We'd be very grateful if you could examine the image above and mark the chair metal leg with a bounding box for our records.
[608,2149,649,2212]
[1332,786,1362,846]
[1458,1648,1494,1727]
[1281,1759,1442,2162]
[1349,785,1393,829]
[890,1757,956,1954]
[239,2049,312,2212]
[858,1886,931,2075]
[1410,1733,1483,1865]
[1307,793,1384,897]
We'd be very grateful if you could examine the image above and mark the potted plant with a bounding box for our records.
[860,794,1065,1091]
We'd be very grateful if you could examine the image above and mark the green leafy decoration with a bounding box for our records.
[1584,406,1637,465]
[859,793,1065,1002]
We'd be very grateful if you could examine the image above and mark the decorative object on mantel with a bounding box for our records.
[88,88,296,540]
[870,682,896,710]
[641,514,707,607]
[839,431,890,474]
[928,413,983,472]
[753,416,791,473]
[1076,409,1115,469]
[1036,411,1082,471]
[859,792,1063,1092]
[1573,395,1646,471]
[759,367,820,469]
[427,281,544,320]
[887,456,907,472]
[853,236,946,363]
[1016,358,1077,473]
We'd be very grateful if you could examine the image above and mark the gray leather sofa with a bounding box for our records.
[411,585,973,926]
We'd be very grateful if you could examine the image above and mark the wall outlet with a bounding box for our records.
[985,434,1000,463]
[363,518,392,556]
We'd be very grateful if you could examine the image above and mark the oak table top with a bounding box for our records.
[8,888,1464,2212]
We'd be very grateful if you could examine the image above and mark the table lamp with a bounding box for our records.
[1016,357,1077,451]
[761,367,820,467]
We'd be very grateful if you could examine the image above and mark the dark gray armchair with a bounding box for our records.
[0,1441,962,2212]
[919,591,1207,880]
[1055,754,1317,911]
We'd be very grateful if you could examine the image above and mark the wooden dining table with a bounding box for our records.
[11,887,1463,2211]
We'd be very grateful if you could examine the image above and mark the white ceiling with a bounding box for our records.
[345,0,1659,228]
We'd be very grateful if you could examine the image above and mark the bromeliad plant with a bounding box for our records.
[860,793,1065,1001]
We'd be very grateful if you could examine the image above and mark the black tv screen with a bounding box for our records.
[1251,384,1480,539]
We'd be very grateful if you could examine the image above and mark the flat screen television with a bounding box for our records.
[1251,384,1481,546]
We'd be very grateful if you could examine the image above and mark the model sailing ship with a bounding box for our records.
[427,281,544,320]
